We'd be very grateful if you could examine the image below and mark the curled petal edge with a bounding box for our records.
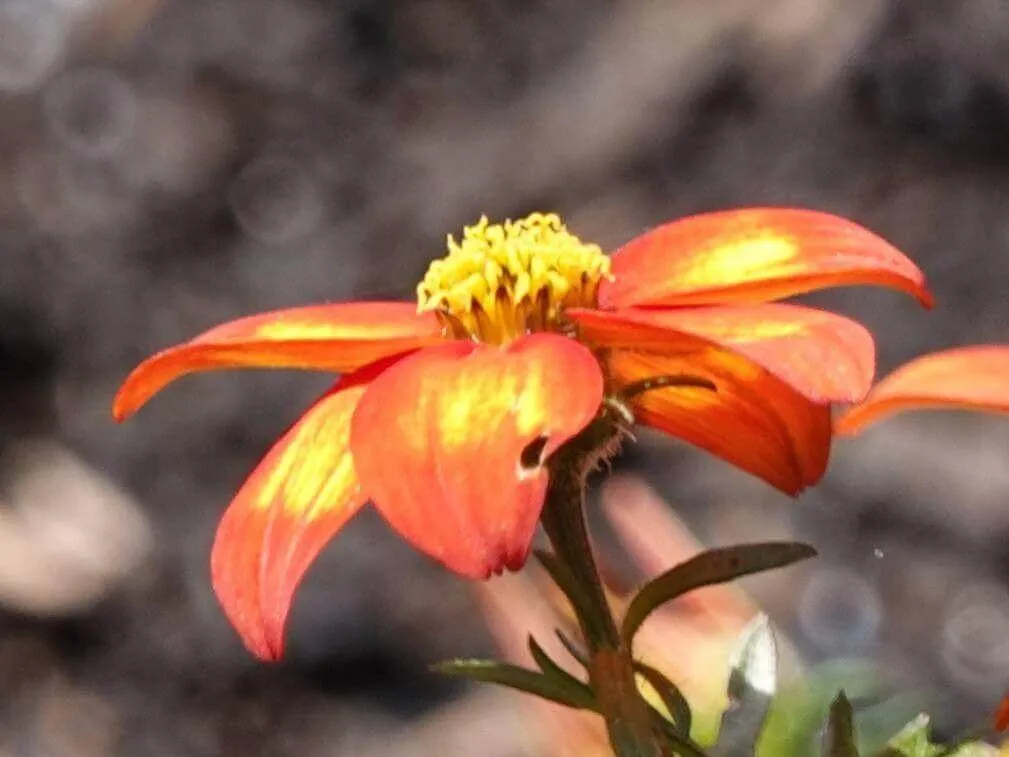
[836,346,1009,435]
[599,208,934,309]
[113,301,443,420]
[210,360,392,661]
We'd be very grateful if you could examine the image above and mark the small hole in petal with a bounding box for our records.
[519,435,549,473]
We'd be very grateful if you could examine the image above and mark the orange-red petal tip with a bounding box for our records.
[836,346,1009,435]
[605,345,832,495]
[211,380,371,660]
[112,302,443,420]
[600,208,932,309]
[113,366,152,422]
[995,692,1009,732]
[350,334,604,579]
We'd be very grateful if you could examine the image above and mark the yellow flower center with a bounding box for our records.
[417,213,612,344]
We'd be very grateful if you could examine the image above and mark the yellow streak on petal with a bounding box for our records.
[690,316,805,342]
[254,388,362,519]
[675,234,799,289]
[437,386,488,449]
[254,322,350,339]
[432,357,552,452]
[254,321,415,341]
[514,371,548,438]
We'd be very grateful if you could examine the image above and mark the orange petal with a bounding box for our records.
[995,692,1009,732]
[210,365,379,661]
[113,301,444,420]
[599,208,933,308]
[835,346,1009,435]
[350,334,604,579]
[607,348,831,494]
[571,304,875,403]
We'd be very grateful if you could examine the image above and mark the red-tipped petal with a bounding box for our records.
[608,348,831,494]
[113,301,444,421]
[836,346,1009,435]
[599,208,933,308]
[571,303,875,403]
[350,334,604,579]
[211,366,378,661]
[995,692,1009,732]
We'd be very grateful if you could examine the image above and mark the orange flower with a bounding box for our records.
[114,209,929,659]
[836,346,1009,434]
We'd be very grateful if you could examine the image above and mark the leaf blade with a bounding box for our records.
[634,660,693,736]
[527,635,593,702]
[824,691,861,757]
[432,658,596,710]
[622,542,817,641]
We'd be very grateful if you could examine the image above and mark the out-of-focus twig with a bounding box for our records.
[0,438,151,616]
[70,0,174,58]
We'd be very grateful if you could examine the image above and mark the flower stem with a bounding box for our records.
[539,459,619,649]
[541,416,663,757]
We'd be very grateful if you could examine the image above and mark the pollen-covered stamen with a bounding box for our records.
[417,213,612,344]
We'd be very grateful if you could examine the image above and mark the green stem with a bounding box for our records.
[539,460,619,650]
[540,416,663,757]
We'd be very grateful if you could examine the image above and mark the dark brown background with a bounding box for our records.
[0,1,1007,755]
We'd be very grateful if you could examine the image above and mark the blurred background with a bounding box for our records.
[0,0,1008,754]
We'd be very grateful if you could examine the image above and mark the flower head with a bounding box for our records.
[114,208,930,659]
[418,213,611,342]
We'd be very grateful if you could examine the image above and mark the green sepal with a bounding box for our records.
[527,635,592,697]
[653,716,711,757]
[555,628,590,667]
[634,660,693,735]
[824,691,861,757]
[622,542,817,642]
[432,658,597,710]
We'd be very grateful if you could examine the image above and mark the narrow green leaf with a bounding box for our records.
[527,635,593,700]
[711,614,777,757]
[634,660,693,735]
[824,691,861,757]
[654,717,712,757]
[555,628,590,668]
[432,658,596,710]
[757,660,915,757]
[622,542,817,641]
[534,549,596,627]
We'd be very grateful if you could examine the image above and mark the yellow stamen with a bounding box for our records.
[418,213,612,343]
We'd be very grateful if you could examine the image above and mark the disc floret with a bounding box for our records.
[418,213,612,343]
